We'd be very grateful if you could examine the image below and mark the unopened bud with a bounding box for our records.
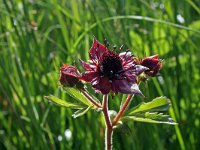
[140,55,162,77]
[59,64,81,87]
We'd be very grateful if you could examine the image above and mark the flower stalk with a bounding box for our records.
[81,90,102,108]
[112,94,134,127]
[102,95,113,150]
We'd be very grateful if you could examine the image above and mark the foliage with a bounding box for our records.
[123,97,177,125]
[0,0,200,150]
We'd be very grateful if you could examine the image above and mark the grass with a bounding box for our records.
[0,0,200,149]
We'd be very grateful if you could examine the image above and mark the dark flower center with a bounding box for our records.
[99,51,123,80]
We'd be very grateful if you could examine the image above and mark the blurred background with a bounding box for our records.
[0,0,200,149]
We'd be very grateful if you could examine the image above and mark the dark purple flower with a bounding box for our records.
[80,38,148,94]
[60,64,81,87]
[140,55,162,77]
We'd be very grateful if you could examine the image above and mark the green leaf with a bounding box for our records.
[45,95,81,109]
[127,96,171,115]
[123,97,177,125]
[63,87,92,106]
[122,113,177,125]
[72,106,92,118]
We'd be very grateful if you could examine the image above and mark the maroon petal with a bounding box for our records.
[91,77,111,94]
[81,71,98,82]
[141,54,162,76]
[79,59,96,71]
[147,54,159,59]
[123,65,148,82]
[89,37,108,60]
[124,71,137,82]
[59,64,81,87]
[133,65,149,75]
[119,51,133,62]
[112,80,142,95]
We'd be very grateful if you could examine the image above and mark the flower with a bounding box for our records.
[59,64,81,87]
[80,38,148,94]
[140,55,162,77]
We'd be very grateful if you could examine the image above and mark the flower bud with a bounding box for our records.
[59,64,81,87]
[140,55,162,77]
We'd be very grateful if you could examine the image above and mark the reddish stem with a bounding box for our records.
[102,95,113,150]
[105,128,113,150]
[81,90,102,108]
[112,94,134,127]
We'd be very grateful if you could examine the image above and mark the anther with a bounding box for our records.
[104,39,107,46]
[119,45,124,52]
[106,42,110,47]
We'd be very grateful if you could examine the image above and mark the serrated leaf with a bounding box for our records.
[45,95,81,109]
[122,113,177,125]
[72,106,92,118]
[123,97,177,125]
[63,87,92,106]
[128,96,171,115]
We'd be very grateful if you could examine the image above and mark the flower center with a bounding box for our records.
[99,51,123,80]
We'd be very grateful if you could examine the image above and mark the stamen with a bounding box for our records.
[119,45,124,53]
[99,51,123,80]
[106,42,110,47]
[113,45,117,50]
[104,39,110,48]
[104,39,107,46]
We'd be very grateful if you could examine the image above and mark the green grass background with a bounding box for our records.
[0,0,200,149]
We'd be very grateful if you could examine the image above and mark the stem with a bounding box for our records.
[105,127,113,150]
[81,90,102,108]
[112,94,134,127]
[102,95,112,150]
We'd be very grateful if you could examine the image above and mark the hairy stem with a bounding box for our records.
[105,127,113,150]
[81,90,102,108]
[112,94,134,127]
[102,95,113,150]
